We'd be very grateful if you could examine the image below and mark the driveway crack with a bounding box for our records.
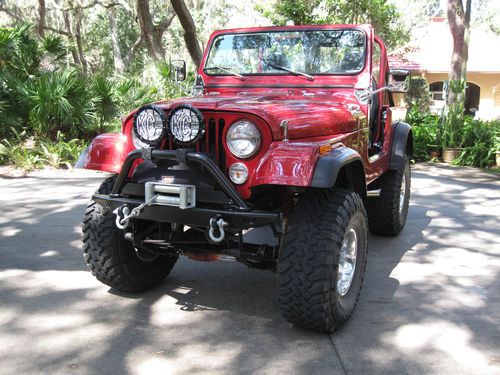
[329,334,348,375]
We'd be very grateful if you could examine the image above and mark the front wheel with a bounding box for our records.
[278,189,368,332]
[82,175,177,292]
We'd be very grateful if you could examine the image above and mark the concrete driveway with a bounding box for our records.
[0,164,499,374]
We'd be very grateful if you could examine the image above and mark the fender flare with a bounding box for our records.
[311,146,366,197]
[74,146,90,169]
[390,121,413,170]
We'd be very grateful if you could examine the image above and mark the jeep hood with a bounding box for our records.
[155,93,360,140]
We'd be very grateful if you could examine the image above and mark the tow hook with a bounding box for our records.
[114,205,131,230]
[113,195,159,230]
[208,216,228,243]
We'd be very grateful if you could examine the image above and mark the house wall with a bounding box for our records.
[424,72,500,120]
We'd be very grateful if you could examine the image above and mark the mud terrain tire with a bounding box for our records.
[82,175,177,292]
[278,189,368,332]
[366,156,411,236]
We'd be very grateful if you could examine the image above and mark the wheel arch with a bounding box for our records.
[390,121,413,170]
[311,146,367,199]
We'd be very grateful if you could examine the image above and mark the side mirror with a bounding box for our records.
[171,59,186,82]
[389,69,410,93]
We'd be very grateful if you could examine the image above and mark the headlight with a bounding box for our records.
[226,120,261,158]
[132,105,167,148]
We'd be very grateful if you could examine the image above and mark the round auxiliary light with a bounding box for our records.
[229,163,249,184]
[132,105,167,148]
[226,120,261,159]
[167,105,205,145]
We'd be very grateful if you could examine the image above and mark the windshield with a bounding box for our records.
[204,29,366,76]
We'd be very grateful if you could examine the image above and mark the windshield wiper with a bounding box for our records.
[265,63,314,81]
[204,66,245,80]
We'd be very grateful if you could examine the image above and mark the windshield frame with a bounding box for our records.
[203,27,368,78]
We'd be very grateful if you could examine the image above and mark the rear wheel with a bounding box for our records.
[82,175,177,292]
[366,156,411,236]
[278,189,368,332]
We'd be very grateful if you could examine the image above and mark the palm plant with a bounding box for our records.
[90,74,120,133]
[28,68,95,139]
[440,80,466,149]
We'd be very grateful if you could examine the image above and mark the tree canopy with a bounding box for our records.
[256,0,409,49]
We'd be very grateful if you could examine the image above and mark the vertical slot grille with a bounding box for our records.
[163,115,226,169]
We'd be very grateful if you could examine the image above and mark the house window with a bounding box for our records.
[429,82,444,101]
[429,81,480,115]
[464,83,480,116]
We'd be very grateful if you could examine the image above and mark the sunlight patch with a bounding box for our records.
[40,250,59,257]
[389,321,490,370]
[1,226,21,237]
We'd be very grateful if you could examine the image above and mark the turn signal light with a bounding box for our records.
[319,144,332,156]
[229,163,249,184]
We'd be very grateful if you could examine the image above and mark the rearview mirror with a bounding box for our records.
[171,59,186,82]
[389,69,410,93]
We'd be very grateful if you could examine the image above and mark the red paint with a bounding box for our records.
[81,24,396,199]
[82,133,132,174]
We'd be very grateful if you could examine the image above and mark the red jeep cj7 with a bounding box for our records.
[78,24,412,332]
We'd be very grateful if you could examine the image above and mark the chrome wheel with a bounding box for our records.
[399,173,406,216]
[337,227,358,296]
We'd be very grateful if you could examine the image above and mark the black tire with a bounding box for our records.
[366,156,411,236]
[82,175,177,293]
[278,189,368,333]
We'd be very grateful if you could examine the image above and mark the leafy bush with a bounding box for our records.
[0,138,43,171]
[0,24,196,145]
[441,80,466,148]
[405,106,440,160]
[0,129,87,171]
[407,105,500,168]
[28,69,95,139]
[452,118,500,168]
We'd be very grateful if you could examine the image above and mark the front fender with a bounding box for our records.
[251,141,319,187]
[75,133,131,173]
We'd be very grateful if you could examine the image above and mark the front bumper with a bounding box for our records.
[94,149,281,230]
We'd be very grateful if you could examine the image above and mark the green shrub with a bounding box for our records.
[441,80,466,149]
[0,130,87,171]
[90,74,121,133]
[0,137,43,171]
[452,118,500,168]
[28,69,95,139]
[405,106,440,160]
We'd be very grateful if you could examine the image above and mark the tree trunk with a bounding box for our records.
[446,0,472,104]
[107,7,125,74]
[447,0,465,83]
[75,7,88,73]
[443,0,472,149]
[461,0,471,80]
[170,0,203,68]
[38,0,46,37]
[152,10,176,54]
[63,10,81,65]
[136,0,164,61]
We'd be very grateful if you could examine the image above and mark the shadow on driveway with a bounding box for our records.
[0,164,499,374]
